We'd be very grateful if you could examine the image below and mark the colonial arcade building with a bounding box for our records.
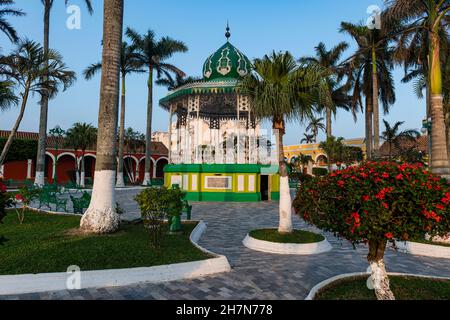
[0,130,168,185]
[160,28,281,202]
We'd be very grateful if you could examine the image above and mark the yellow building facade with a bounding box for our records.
[284,138,366,167]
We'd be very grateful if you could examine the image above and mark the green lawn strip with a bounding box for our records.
[315,276,450,300]
[0,210,211,275]
[249,228,324,244]
[409,238,450,248]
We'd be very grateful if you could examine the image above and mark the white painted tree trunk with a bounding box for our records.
[278,176,293,233]
[80,170,120,233]
[142,172,151,186]
[80,171,85,188]
[116,171,125,188]
[34,171,45,187]
[367,259,395,300]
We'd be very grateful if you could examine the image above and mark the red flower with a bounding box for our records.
[382,202,389,209]
[15,194,24,202]
[382,173,389,179]
[396,174,404,181]
[362,195,370,202]
[436,204,445,211]
[337,180,345,188]
[385,232,393,240]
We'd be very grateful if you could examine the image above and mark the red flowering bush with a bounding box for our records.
[293,162,450,299]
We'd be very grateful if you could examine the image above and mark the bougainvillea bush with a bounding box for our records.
[293,162,450,300]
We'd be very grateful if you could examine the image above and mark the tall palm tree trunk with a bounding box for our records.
[274,119,293,234]
[80,0,123,234]
[142,67,153,186]
[372,47,380,153]
[116,74,126,187]
[34,1,51,186]
[429,30,450,176]
[365,95,373,160]
[0,88,30,166]
[326,107,332,138]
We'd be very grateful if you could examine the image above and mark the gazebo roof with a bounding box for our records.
[159,26,252,112]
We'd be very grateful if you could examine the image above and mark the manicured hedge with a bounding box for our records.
[312,167,328,176]
[0,138,37,163]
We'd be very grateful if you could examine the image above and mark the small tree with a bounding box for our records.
[135,187,185,248]
[293,162,450,300]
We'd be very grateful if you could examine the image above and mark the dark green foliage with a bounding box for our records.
[312,167,328,176]
[135,187,186,249]
[0,138,37,163]
[249,229,324,244]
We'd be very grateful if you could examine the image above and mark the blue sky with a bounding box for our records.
[0,0,425,145]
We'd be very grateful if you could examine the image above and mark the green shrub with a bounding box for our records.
[0,138,37,163]
[312,167,328,176]
[134,187,186,249]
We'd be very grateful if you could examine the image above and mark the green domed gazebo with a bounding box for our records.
[160,26,280,202]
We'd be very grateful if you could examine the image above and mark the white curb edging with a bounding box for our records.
[305,272,450,300]
[242,232,332,255]
[395,241,450,259]
[0,221,231,296]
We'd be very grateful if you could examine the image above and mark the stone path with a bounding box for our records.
[2,189,450,300]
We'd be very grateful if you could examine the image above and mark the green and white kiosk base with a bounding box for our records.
[164,164,280,202]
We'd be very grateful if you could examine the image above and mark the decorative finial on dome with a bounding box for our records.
[225,21,231,41]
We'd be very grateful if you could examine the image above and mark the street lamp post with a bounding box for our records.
[49,126,66,185]
[422,118,432,168]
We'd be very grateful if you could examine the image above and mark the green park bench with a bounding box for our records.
[38,188,68,212]
[70,192,91,214]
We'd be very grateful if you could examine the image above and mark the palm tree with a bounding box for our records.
[65,123,97,187]
[385,0,450,176]
[126,27,188,186]
[156,74,201,91]
[35,0,93,186]
[306,116,325,143]
[240,51,325,234]
[84,42,143,188]
[0,0,24,43]
[341,21,396,159]
[0,81,18,110]
[0,40,75,167]
[291,153,313,173]
[301,133,315,144]
[80,0,123,234]
[381,120,420,161]
[319,136,345,171]
[300,42,352,137]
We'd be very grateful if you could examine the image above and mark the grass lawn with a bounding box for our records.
[249,229,325,244]
[0,210,211,275]
[315,276,450,300]
[410,238,450,248]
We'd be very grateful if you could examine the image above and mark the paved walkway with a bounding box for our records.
[2,190,450,300]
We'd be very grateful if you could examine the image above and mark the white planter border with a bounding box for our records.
[242,230,332,255]
[394,241,450,259]
[0,221,231,296]
[305,272,450,300]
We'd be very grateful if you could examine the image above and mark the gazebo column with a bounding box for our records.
[168,104,173,164]
[237,95,250,164]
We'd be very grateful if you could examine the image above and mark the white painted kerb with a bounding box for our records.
[305,272,450,300]
[0,221,231,296]
[395,241,450,259]
[243,233,332,255]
